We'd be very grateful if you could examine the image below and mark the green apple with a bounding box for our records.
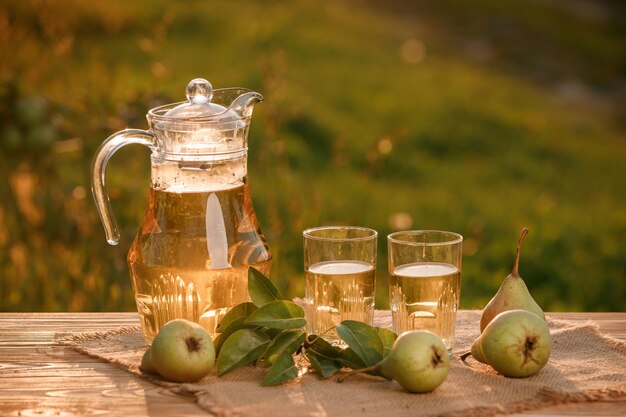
[151,319,215,382]
[380,330,450,393]
[470,309,551,377]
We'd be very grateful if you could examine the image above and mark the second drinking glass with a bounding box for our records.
[388,230,463,350]
[303,226,377,344]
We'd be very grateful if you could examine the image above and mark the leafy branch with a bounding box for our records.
[214,268,397,386]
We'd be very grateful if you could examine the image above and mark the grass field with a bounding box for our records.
[1,0,624,312]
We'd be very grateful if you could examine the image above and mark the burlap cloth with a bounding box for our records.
[64,311,626,417]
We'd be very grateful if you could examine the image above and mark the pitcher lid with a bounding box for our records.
[146,79,263,159]
[163,78,238,121]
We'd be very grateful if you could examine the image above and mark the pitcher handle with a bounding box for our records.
[91,129,156,245]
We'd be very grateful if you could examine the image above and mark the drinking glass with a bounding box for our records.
[388,230,463,350]
[303,226,377,344]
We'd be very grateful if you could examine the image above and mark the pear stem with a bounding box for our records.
[512,228,529,276]
[336,364,381,383]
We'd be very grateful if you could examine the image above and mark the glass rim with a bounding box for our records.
[387,230,463,246]
[303,226,378,242]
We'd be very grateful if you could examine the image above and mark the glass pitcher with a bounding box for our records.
[92,78,272,341]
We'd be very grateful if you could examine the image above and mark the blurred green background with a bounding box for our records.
[1,0,625,312]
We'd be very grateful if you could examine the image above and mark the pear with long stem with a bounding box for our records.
[480,228,545,332]
[338,330,450,393]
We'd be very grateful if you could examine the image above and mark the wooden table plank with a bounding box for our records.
[0,312,206,417]
[0,312,624,417]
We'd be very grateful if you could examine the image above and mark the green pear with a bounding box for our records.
[338,330,450,393]
[480,228,545,332]
[471,309,552,377]
[150,319,216,382]
[379,330,450,393]
[469,336,486,364]
[140,345,158,374]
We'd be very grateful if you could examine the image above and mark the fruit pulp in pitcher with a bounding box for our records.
[305,260,375,344]
[389,262,460,349]
[128,183,271,342]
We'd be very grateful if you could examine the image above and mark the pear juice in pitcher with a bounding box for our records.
[128,182,271,341]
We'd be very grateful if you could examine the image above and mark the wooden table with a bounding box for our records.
[0,312,624,416]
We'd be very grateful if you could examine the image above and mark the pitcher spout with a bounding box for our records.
[229,91,264,118]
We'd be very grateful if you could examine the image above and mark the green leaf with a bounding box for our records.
[216,302,258,333]
[336,320,383,366]
[264,327,284,339]
[261,353,299,386]
[338,348,382,376]
[217,329,271,376]
[339,347,367,369]
[376,327,398,358]
[245,300,306,329]
[264,329,306,364]
[305,335,341,361]
[305,351,341,378]
[248,267,284,307]
[214,317,252,356]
